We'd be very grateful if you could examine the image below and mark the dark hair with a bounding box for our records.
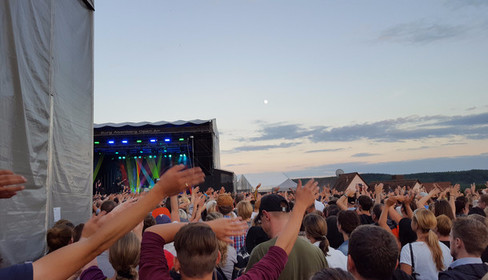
[435,215,452,236]
[46,225,73,253]
[54,219,75,229]
[372,204,382,221]
[311,268,355,280]
[143,214,156,232]
[455,196,467,216]
[101,200,117,213]
[357,195,373,211]
[337,210,360,235]
[73,223,84,242]
[326,216,344,249]
[349,225,399,279]
[434,200,454,220]
[303,213,330,255]
[325,204,340,217]
[174,223,219,278]
[452,217,488,256]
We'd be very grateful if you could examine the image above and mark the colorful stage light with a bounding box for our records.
[179,138,184,141]
[150,139,157,143]
[140,151,143,153]
[137,140,142,143]
[122,156,126,159]
[118,157,121,159]
[115,152,119,154]
[108,140,115,144]
[94,141,100,144]
[164,138,171,142]
[122,140,128,144]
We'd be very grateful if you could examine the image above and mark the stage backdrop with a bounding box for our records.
[0,0,94,266]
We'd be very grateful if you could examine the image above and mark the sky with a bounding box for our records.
[94,0,488,179]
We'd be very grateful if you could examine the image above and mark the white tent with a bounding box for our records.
[276,178,297,191]
[0,0,94,266]
[237,173,291,192]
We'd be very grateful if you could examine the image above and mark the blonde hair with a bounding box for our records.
[237,201,253,220]
[204,212,228,265]
[413,208,444,271]
[109,232,140,280]
[435,214,452,237]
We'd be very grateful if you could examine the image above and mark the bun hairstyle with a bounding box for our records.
[303,213,330,256]
[46,224,73,253]
[109,232,140,280]
[413,208,444,271]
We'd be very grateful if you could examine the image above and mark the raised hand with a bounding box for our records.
[0,170,27,199]
[157,165,205,197]
[294,179,319,210]
[206,217,247,244]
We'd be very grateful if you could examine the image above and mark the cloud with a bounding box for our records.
[226,142,299,153]
[352,153,380,157]
[305,148,345,153]
[379,21,468,44]
[466,106,477,111]
[249,123,312,141]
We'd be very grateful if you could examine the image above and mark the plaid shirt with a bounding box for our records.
[224,213,247,252]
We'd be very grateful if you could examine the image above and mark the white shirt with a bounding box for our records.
[400,241,453,280]
[313,241,348,271]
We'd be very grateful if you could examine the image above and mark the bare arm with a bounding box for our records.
[379,197,396,235]
[32,165,205,280]
[275,180,318,255]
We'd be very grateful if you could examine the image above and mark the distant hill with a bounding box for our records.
[361,169,488,189]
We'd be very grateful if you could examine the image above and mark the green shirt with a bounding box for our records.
[246,237,328,280]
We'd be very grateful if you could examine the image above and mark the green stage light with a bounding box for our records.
[94,141,100,144]
[139,156,142,158]
[140,151,143,153]
[179,138,184,141]
[137,140,142,143]
[122,156,126,159]
[134,156,137,159]
[115,152,119,154]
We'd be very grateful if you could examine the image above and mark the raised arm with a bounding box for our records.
[275,179,318,254]
[32,165,205,280]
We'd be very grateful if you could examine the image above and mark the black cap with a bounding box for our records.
[255,194,290,222]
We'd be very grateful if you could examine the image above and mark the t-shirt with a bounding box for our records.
[400,241,453,280]
[313,241,347,271]
[80,266,107,280]
[359,214,374,225]
[0,263,33,280]
[246,237,328,280]
[337,240,349,256]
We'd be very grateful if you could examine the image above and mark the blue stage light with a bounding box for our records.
[164,138,171,142]
[122,140,128,144]
[108,140,115,144]
[122,156,126,159]
[150,139,157,143]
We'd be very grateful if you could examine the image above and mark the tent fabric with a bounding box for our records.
[0,0,94,267]
[276,178,297,191]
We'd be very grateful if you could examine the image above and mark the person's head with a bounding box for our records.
[255,194,290,238]
[54,219,75,229]
[455,196,468,216]
[206,200,217,213]
[73,223,84,243]
[450,217,488,259]
[324,204,340,217]
[109,231,140,280]
[435,214,452,238]
[143,214,156,232]
[235,193,245,205]
[348,225,399,280]
[412,208,445,271]
[303,213,329,256]
[101,200,117,213]
[468,206,487,217]
[326,216,344,249]
[216,194,234,215]
[337,210,360,237]
[46,224,73,253]
[204,212,228,266]
[179,196,190,211]
[478,194,488,209]
[236,200,253,221]
[174,223,220,278]
[433,200,454,220]
[357,195,373,212]
[371,204,383,223]
[311,268,355,280]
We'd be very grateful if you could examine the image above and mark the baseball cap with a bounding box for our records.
[255,194,290,222]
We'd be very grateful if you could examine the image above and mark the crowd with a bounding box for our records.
[1,167,488,280]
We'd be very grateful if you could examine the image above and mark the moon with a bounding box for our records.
[264,99,268,104]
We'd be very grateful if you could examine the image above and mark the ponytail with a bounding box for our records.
[426,230,444,271]
[318,237,330,256]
